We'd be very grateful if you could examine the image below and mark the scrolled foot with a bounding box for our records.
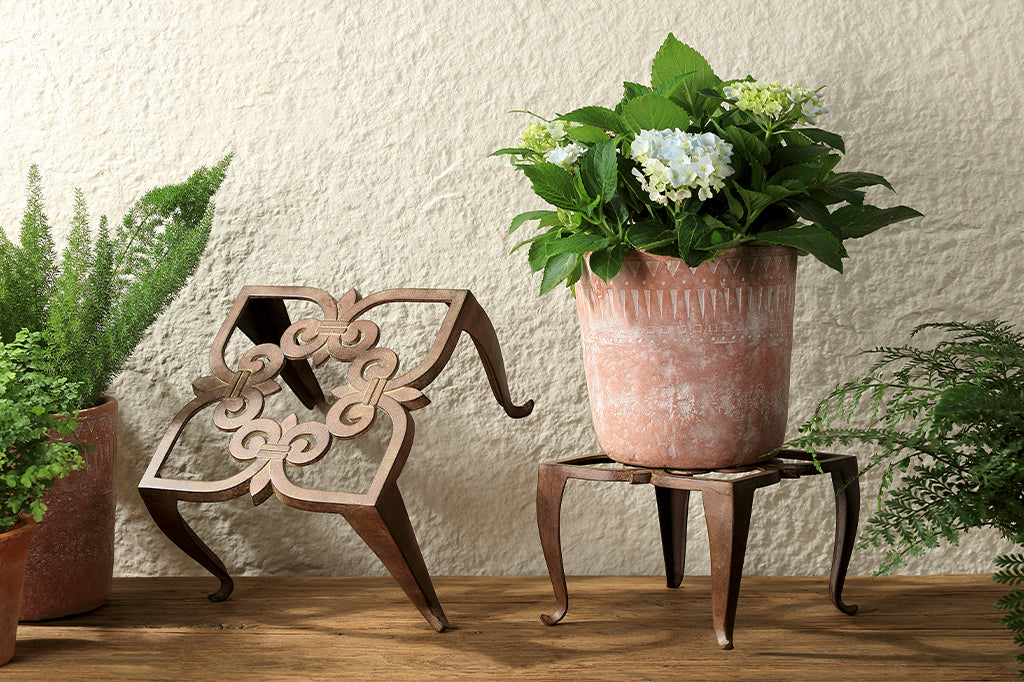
[507,398,535,420]
[831,594,858,616]
[207,575,234,602]
[541,604,568,626]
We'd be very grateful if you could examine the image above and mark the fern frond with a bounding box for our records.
[0,156,231,410]
[88,155,230,407]
[45,188,94,385]
[2,166,56,340]
[0,228,14,342]
[995,554,1024,586]
[791,320,1024,672]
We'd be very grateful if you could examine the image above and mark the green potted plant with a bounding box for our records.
[0,330,84,665]
[0,154,231,619]
[790,320,1024,675]
[494,34,921,469]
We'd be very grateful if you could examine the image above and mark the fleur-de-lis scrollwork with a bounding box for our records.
[326,348,429,439]
[279,289,380,367]
[191,344,285,431]
[228,413,332,505]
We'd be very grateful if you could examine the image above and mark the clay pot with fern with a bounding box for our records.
[0,330,85,664]
[791,320,1024,675]
[0,155,231,619]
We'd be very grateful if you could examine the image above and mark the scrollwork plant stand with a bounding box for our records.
[138,286,533,632]
[536,450,859,649]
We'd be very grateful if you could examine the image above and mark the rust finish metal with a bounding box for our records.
[537,449,859,649]
[138,286,533,632]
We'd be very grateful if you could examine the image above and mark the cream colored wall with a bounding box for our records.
[1,0,1019,579]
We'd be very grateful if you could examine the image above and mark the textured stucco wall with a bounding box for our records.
[1,0,1020,580]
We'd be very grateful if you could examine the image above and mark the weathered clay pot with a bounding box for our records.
[575,245,797,469]
[0,519,37,665]
[20,396,117,621]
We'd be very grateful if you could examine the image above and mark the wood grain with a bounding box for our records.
[7,575,1017,680]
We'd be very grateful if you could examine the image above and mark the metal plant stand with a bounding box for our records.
[139,287,533,632]
[536,450,859,649]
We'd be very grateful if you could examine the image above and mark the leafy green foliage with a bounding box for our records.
[0,156,231,409]
[0,330,85,533]
[994,553,1024,671]
[621,93,690,133]
[651,33,720,119]
[497,34,921,295]
[0,166,56,338]
[790,320,1024,673]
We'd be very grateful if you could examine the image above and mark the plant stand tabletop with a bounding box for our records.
[536,450,859,649]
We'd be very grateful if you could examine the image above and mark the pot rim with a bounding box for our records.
[625,243,797,262]
[1,518,37,538]
[67,393,117,419]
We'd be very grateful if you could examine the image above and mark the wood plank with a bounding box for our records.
[6,576,1018,680]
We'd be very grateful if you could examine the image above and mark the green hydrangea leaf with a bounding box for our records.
[539,252,580,294]
[651,34,720,118]
[509,210,557,234]
[785,195,839,237]
[489,147,539,158]
[753,224,847,272]
[565,125,610,145]
[621,94,690,134]
[521,162,586,211]
[580,140,618,204]
[832,204,923,239]
[618,81,653,111]
[557,106,628,134]
[724,125,770,166]
[798,128,845,153]
[589,242,627,283]
[546,232,609,255]
[831,171,894,192]
[627,219,675,251]
[771,144,831,169]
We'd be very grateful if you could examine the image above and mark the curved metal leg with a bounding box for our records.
[344,485,449,632]
[138,489,234,601]
[655,486,690,589]
[460,296,534,419]
[829,457,860,615]
[702,485,755,650]
[536,465,570,625]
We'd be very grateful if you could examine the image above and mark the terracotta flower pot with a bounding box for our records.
[575,245,797,469]
[19,396,117,621]
[0,519,37,666]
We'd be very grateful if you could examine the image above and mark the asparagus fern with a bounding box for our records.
[0,155,232,409]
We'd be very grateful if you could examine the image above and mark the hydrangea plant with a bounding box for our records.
[494,34,921,294]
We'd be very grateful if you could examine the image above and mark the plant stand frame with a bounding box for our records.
[139,286,533,632]
[536,450,859,649]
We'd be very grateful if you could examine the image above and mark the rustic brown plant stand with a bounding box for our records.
[138,286,532,632]
[536,450,859,649]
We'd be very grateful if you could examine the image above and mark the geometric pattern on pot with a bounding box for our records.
[138,286,534,633]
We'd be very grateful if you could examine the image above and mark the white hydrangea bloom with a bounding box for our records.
[798,95,828,125]
[722,80,827,125]
[545,120,569,141]
[628,129,734,205]
[544,143,586,170]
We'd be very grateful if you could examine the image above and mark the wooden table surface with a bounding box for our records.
[6,575,1017,680]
